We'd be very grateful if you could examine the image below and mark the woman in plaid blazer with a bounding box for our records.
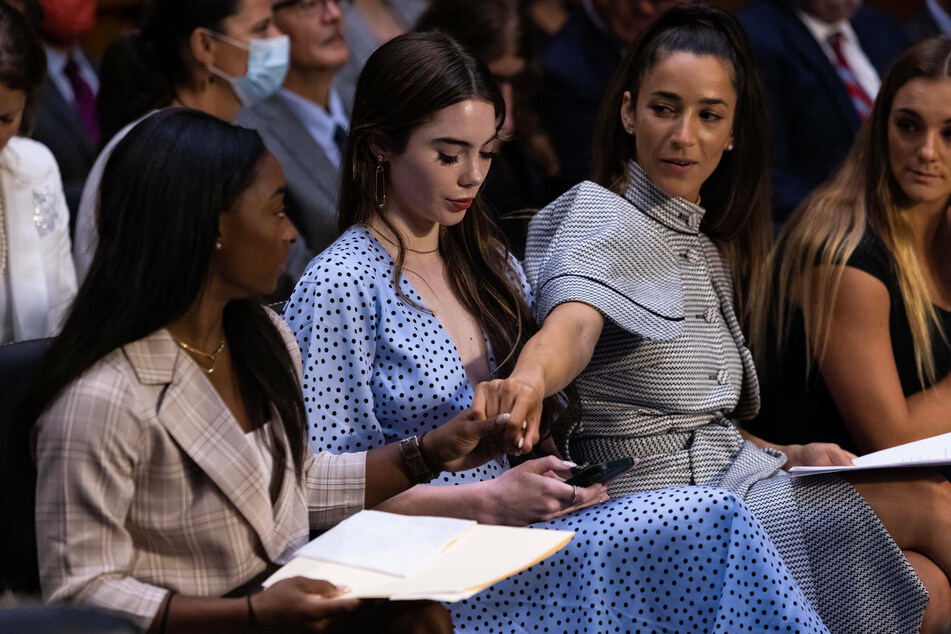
[25,109,507,633]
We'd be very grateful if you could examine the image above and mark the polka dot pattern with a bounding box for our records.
[284,227,828,632]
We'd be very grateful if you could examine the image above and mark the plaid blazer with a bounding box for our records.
[34,313,366,629]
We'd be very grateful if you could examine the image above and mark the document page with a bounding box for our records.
[789,432,951,476]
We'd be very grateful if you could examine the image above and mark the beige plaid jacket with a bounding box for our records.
[34,315,366,629]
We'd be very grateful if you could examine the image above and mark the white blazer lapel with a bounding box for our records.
[1,157,50,340]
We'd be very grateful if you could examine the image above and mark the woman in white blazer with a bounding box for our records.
[0,3,77,344]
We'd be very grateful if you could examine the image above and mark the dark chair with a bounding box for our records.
[0,605,140,633]
[0,338,53,594]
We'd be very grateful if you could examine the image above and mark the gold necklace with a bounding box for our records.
[372,228,440,254]
[176,339,227,374]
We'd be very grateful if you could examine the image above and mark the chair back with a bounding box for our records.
[0,338,52,594]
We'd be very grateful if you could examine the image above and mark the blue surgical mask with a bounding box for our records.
[208,33,290,107]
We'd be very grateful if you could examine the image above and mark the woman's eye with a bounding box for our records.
[700,111,722,122]
[0,116,14,125]
[650,104,673,116]
[479,150,500,161]
[437,152,459,165]
[895,118,919,134]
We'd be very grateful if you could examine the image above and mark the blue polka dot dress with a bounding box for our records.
[283,225,828,633]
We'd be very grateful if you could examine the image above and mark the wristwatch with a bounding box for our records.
[399,434,438,484]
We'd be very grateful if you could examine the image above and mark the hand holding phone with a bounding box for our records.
[565,457,638,487]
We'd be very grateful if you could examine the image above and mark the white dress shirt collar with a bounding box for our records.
[44,45,99,106]
[795,9,881,101]
[927,0,951,36]
[278,87,349,169]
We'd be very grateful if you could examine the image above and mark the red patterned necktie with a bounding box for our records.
[828,32,874,122]
[64,55,100,147]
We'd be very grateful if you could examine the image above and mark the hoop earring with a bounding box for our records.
[375,155,386,209]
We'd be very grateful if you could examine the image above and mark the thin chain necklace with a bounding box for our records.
[176,338,227,374]
[0,189,7,280]
[372,228,440,254]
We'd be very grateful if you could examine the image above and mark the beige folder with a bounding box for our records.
[264,511,574,602]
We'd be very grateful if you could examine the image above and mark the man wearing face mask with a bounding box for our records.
[71,0,292,283]
[32,0,99,235]
[738,0,907,223]
[235,0,351,300]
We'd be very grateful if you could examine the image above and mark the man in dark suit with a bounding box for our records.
[906,0,951,42]
[537,0,689,196]
[32,0,99,234]
[738,0,906,223]
[235,0,351,299]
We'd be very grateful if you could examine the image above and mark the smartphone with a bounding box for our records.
[565,457,637,487]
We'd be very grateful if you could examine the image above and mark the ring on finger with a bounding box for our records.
[570,485,577,506]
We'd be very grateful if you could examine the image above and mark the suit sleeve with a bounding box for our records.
[45,153,78,333]
[740,15,815,221]
[35,367,168,631]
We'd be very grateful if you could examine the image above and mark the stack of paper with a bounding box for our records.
[789,431,951,476]
[263,510,574,601]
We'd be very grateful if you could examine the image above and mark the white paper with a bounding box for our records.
[294,510,475,577]
[264,523,575,602]
[789,432,951,476]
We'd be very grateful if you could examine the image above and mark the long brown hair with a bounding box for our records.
[760,37,951,387]
[339,31,572,434]
[591,5,772,328]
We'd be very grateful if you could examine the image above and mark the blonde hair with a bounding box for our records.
[754,38,951,387]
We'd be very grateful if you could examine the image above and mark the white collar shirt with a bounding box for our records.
[45,45,99,106]
[926,0,951,36]
[796,10,881,101]
[278,87,349,169]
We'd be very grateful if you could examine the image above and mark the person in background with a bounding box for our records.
[333,0,427,105]
[907,0,951,40]
[73,0,289,283]
[415,0,558,257]
[738,0,907,223]
[31,0,97,231]
[751,39,951,631]
[526,0,572,40]
[0,1,76,344]
[537,0,689,196]
[236,0,352,300]
[474,6,950,632]
[29,108,508,634]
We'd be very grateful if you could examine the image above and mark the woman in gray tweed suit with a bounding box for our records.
[474,6,951,633]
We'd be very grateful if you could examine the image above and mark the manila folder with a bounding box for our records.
[263,511,573,602]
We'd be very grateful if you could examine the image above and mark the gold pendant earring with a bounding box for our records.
[375,155,386,209]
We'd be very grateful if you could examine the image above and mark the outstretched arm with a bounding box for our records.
[473,301,604,455]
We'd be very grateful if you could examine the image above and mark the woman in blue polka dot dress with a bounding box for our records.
[283,31,827,633]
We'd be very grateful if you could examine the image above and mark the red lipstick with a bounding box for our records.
[448,198,473,211]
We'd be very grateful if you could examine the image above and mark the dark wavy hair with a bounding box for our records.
[592,4,772,327]
[339,31,574,438]
[21,109,309,479]
[0,1,46,134]
[95,0,241,142]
